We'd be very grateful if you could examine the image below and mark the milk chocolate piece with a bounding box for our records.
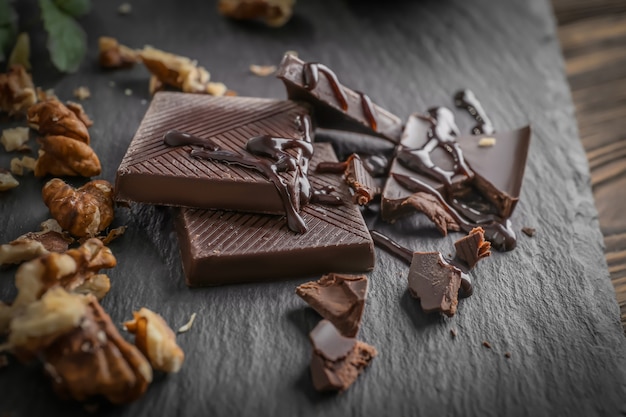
[175,143,375,286]
[276,54,402,143]
[382,112,531,251]
[454,227,491,269]
[115,93,313,215]
[296,273,367,337]
[407,252,465,317]
[309,320,377,392]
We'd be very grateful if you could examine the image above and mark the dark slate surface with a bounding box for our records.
[1,0,625,416]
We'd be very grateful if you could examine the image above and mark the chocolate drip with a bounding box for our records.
[370,230,473,297]
[311,186,343,205]
[164,130,219,150]
[454,90,495,135]
[397,108,473,186]
[164,117,316,234]
[392,173,516,251]
[302,62,378,131]
[316,161,348,174]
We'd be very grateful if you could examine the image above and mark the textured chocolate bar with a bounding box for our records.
[115,92,312,215]
[276,54,403,143]
[175,143,375,286]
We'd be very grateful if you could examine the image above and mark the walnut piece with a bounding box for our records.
[10,155,36,175]
[218,0,295,27]
[249,64,277,76]
[0,65,37,116]
[73,87,91,101]
[9,289,152,404]
[0,169,19,191]
[139,46,227,95]
[35,135,101,178]
[73,274,111,300]
[0,219,73,266]
[1,127,30,151]
[98,36,139,69]
[43,179,114,237]
[125,308,185,373]
[28,99,90,144]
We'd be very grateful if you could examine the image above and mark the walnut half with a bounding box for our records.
[0,65,37,116]
[42,178,114,238]
[125,308,185,373]
[8,289,152,404]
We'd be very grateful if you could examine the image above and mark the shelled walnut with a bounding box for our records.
[0,238,116,333]
[124,308,185,373]
[8,289,152,404]
[27,100,90,144]
[10,155,36,176]
[0,65,37,116]
[98,36,139,69]
[218,0,295,27]
[0,169,19,191]
[0,219,73,266]
[1,127,30,152]
[42,179,114,237]
[35,135,101,178]
[139,46,227,96]
[65,101,94,127]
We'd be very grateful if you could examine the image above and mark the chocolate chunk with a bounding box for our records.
[382,112,531,251]
[276,54,402,143]
[454,227,491,269]
[115,93,313,216]
[175,143,375,286]
[296,273,367,337]
[309,320,377,392]
[521,226,536,237]
[344,154,380,205]
[407,252,465,317]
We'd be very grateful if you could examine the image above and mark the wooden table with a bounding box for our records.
[1,0,625,415]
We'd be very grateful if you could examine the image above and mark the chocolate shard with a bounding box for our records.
[175,143,375,286]
[115,93,313,216]
[407,252,465,317]
[454,227,491,269]
[344,154,380,205]
[296,273,368,337]
[276,53,402,143]
[309,320,377,392]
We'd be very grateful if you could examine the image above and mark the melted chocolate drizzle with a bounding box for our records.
[164,116,322,234]
[392,173,516,251]
[454,90,495,135]
[397,108,473,186]
[369,230,473,297]
[302,62,378,131]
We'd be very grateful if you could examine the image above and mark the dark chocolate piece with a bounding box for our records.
[407,252,465,317]
[521,226,536,237]
[454,227,491,269]
[454,89,495,135]
[175,143,375,286]
[115,93,313,216]
[370,230,473,297]
[382,113,531,250]
[309,320,377,392]
[316,154,381,205]
[296,273,368,337]
[276,54,402,143]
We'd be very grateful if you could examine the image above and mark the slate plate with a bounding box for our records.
[1,0,625,416]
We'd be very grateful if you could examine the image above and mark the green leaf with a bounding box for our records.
[39,0,86,73]
[8,32,31,70]
[0,0,18,62]
[53,0,91,17]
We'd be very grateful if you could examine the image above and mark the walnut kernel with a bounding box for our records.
[0,65,37,116]
[10,155,36,175]
[42,179,114,237]
[0,219,73,266]
[1,127,30,151]
[35,135,101,178]
[27,99,90,144]
[73,87,91,101]
[66,101,93,127]
[0,169,19,191]
[218,0,295,27]
[125,308,185,373]
[98,37,139,69]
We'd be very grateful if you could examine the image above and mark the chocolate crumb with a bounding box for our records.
[450,328,457,338]
[482,340,492,349]
[504,352,511,358]
[521,227,536,237]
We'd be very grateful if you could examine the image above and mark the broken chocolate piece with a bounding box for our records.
[309,320,377,392]
[454,89,495,135]
[407,251,466,317]
[344,154,380,205]
[276,54,402,143]
[382,112,531,251]
[296,273,367,337]
[370,230,473,297]
[115,93,313,217]
[175,143,375,286]
[454,227,491,269]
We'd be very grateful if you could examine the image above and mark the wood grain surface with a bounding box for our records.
[1,0,625,416]
[553,0,626,330]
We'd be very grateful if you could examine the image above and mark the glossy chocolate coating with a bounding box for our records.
[277,54,403,143]
[115,93,313,216]
[175,143,375,286]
